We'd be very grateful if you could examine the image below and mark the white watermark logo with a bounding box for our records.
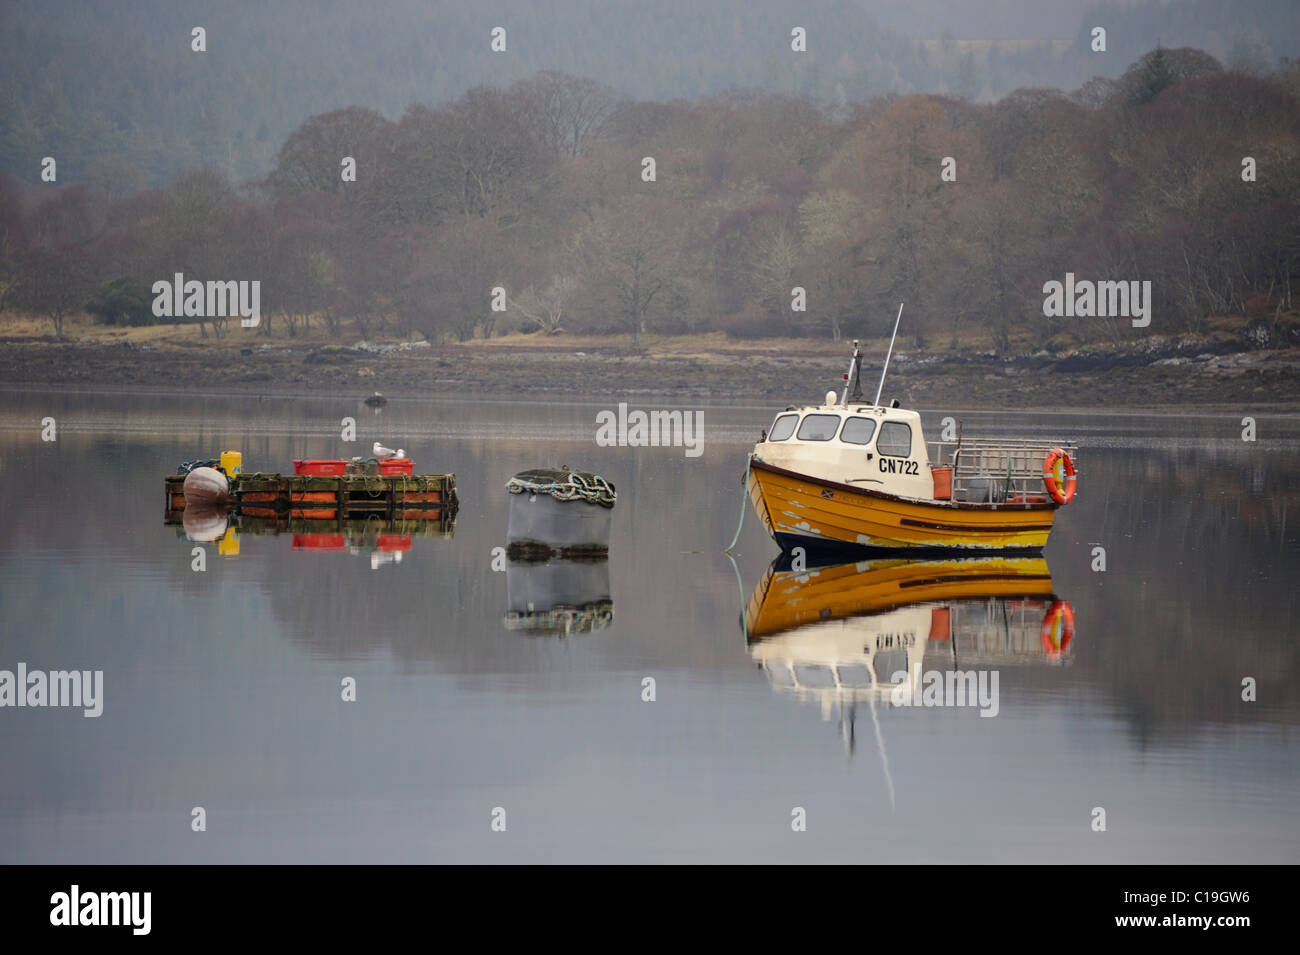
[0,663,103,717]
[50,885,150,935]
[151,273,261,327]
[889,665,999,717]
[595,402,703,457]
[1042,272,1151,328]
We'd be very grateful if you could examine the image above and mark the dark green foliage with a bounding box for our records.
[85,276,155,325]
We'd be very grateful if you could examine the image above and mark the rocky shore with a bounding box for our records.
[2,335,1297,409]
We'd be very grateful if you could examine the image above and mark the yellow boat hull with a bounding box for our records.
[748,458,1058,553]
[745,555,1055,639]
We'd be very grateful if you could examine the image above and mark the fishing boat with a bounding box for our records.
[746,305,1078,555]
[746,554,1072,659]
[743,552,1073,768]
[745,554,1072,714]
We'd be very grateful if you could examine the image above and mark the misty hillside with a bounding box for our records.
[1,0,1296,186]
[4,44,1297,360]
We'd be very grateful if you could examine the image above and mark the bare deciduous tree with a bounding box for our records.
[511,273,579,334]
[515,71,618,158]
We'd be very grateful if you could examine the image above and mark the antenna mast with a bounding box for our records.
[873,303,905,407]
[840,339,863,406]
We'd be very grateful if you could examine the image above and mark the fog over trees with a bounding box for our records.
[2,0,1298,185]
[1,4,1299,353]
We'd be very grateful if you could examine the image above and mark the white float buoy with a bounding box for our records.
[182,505,229,542]
[183,466,229,506]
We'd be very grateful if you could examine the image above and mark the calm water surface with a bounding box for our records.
[1,390,1298,862]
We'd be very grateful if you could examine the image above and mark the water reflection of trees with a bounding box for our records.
[1061,446,1300,741]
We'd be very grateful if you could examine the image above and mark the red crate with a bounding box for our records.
[292,533,346,550]
[379,458,414,476]
[293,459,349,476]
[376,533,414,551]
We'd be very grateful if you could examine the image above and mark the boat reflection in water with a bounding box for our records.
[504,556,613,636]
[168,513,454,568]
[744,554,1074,767]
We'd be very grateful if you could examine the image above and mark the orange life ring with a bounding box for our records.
[1042,448,1077,505]
[1041,600,1075,657]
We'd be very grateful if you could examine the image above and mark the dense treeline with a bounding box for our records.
[2,49,1299,351]
[2,0,1298,187]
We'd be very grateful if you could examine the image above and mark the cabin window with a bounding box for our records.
[873,650,909,684]
[839,416,877,445]
[794,665,836,689]
[768,413,798,442]
[796,414,841,441]
[877,421,912,457]
[764,661,795,687]
[837,664,873,688]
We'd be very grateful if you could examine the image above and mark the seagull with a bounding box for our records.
[373,441,405,460]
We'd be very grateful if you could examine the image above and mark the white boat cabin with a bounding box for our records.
[757,393,937,501]
[753,603,931,707]
[753,336,1076,510]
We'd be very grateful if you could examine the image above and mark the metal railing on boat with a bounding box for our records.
[928,439,1078,504]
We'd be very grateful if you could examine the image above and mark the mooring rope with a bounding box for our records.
[506,470,617,508]
[722,454,753,554]
[724,552,748,647]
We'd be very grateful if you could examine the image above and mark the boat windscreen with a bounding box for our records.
[873,649,909,684]
[768,413,798,442]
[794,664,836,688]
[840,416,877,445]
[877,421,913,456]
[764,661,795,686]
[837,664,873,687]
[796,414,841,441]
